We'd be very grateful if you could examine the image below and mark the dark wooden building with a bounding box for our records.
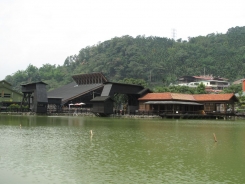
[100,82,150,111]
[47,72,107,109]
[21,81,48,113]
[47,97,63,113]
[91,82,151,116]
[47,73,151,115]
[90,96,114,116]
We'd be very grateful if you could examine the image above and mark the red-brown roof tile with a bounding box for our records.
[138,92,238,102]
[139,93,195,101]
[138,93,172,100]
[193,93,235,101]
[171,93,195,101]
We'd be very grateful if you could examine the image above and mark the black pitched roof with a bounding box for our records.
[90,96,113,102]
[47,81,103,103]
[137,88,152,95]
[21,81,48,86]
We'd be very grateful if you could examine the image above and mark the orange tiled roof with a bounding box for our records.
[193,93,235,101]
[138,93,172,100]
[171,93,195,101]
[138,93,195,101]
[138,93,237,102]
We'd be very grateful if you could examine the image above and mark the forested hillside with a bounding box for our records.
[4,26,245,92]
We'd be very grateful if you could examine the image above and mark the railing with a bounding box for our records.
[117,110,203,116]
[62,108,91,114]
[126,110,236,116]
[0,108,30,113]
[0,107,92,114]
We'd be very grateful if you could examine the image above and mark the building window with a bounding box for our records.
[4,93,11,98]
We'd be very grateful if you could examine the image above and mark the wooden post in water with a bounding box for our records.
[213,133,217,142]
[90,130,93,137]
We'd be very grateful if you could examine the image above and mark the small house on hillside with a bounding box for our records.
[176,75,230,93]
[178,75,228,84]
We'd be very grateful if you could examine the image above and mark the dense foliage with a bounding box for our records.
[4,26,245,93]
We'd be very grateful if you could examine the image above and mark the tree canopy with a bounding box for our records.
[4,26,245,93]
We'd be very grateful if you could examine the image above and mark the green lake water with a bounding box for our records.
[0,114,245,184]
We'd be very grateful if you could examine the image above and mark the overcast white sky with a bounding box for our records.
[0,0,244,80]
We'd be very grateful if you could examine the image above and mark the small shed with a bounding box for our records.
[48,97,63,113]
[90,96,114,116]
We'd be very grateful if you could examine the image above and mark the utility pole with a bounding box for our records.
[172,29,177,40]
[150,70,152,83]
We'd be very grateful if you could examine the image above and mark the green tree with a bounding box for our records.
[26,64,40,82]
[222,84,242,94]
[118,78,147,88]
[5,26,245,93]
[195,82,206,94]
